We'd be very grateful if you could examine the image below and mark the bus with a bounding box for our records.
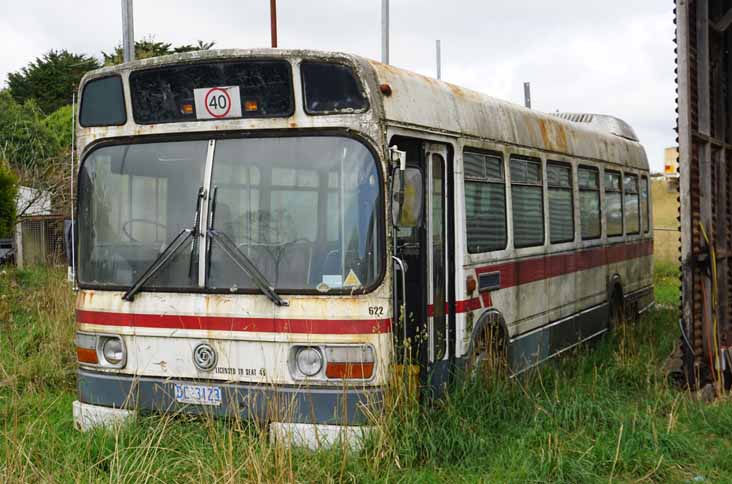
[72,49,654,445]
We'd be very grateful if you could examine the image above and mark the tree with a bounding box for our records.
[0,160,19,238]
[6,50,100,114]
[43,105,74,153]
[102,38,215,66]
[0,91,60,170]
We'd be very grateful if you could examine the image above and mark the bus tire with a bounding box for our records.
[608,287,624,332]
[466,311,508,380]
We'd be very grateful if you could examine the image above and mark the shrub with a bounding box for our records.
[0,91,60,170]
[0,160,18,237]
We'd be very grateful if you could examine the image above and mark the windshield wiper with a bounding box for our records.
[122,188,205,302]
[207,229,289,307]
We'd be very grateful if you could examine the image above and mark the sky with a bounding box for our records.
[0,0,676,172]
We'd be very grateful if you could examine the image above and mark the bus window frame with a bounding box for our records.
[462,148,508,254]
[604,168,624,238]
[623,171,641,236]
[578,164,602,241]
[546,160,575,245]
[640,174,651,235]
[509,155,545,249]
[79,74,128,128]
[74,129,387,297]
[299,60,371,116]
[127,59,296,125]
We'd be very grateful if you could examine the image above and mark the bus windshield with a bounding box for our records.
[77,136,384,294]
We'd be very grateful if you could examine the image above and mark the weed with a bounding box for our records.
[1,266,730,483]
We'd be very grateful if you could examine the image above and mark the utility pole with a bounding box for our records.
[523,82,532,109]
[381,0,389,64]
[270,0,278,48]
[121,0,135,62]
[436,40,442,80]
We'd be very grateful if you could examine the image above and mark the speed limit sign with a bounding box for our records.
[193,86,242,120]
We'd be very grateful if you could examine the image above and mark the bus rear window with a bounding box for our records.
[80,76,126,127]
[129,60,293,124]
[301,62,368,114]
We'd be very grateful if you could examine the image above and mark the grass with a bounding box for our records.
[2,265,731,483]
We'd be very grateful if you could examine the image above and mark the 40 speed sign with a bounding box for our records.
[193,86,243,120]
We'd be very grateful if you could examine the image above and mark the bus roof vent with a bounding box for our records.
[552,113,639,142]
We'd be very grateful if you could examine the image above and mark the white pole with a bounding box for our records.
[524,82,532,109]
[436,40,442,80]
[122,0,135,62]
[381,0,389,64]
[70,93,76,284]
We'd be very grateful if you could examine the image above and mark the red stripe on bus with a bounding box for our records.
[76,310,391,335]
[474,240,652,288]
[427,297,482,317]
[455,298,482,313]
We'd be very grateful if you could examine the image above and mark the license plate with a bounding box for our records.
[174,383,222,406]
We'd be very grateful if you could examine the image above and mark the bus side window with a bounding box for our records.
[463,150,507,253]
[624,173,640,235]
[578,166,601,240]
[605,170,623,237]
[510,156,544,248]
[547,162,574,244]
[640,176,650,234]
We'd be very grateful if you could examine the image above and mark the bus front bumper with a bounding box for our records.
[75,369,382,439]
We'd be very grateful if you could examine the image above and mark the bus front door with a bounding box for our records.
[392,140,453,395]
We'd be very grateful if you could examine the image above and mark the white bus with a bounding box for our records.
[72,49,653,442]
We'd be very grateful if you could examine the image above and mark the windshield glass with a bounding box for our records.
[208,137,382,292]
[77,136,384,293]
[78,141,207,289]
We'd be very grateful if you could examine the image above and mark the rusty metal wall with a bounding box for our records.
[676,0,732,387]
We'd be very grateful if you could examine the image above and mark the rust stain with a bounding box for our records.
[538,119,551,150]
[288,122,298,128]
[537,119,569,153]
[77,290,93,308]
[555,124,568,152]
[447,83,465,98]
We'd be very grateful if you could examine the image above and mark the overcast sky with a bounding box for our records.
[0,0,675,171]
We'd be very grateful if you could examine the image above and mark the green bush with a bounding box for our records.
[0,160,18,237]
[43,105,74,152]
[0,91,60,169]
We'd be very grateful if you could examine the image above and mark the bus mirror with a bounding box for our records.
[391,167,423,228]
[389,145,407,171]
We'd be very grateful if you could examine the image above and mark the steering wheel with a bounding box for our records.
[122,219,168,242]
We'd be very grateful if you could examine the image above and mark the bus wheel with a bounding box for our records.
[468,323,507,381]
[608,289,624,331]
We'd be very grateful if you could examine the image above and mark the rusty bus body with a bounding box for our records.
[72,49,653,443]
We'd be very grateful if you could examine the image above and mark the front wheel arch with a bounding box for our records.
[465,309,509,377]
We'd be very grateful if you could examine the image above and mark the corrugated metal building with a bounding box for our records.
[676,0,732,388]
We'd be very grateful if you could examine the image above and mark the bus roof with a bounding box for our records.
[367,60,648,171]
[80,48,648,171]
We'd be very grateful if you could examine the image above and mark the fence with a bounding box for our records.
[15,215,68,268]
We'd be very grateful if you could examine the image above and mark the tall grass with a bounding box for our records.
[1,266,731,483]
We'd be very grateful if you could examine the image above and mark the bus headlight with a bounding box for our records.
[295,347,323,377]
[98,336,126,368]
